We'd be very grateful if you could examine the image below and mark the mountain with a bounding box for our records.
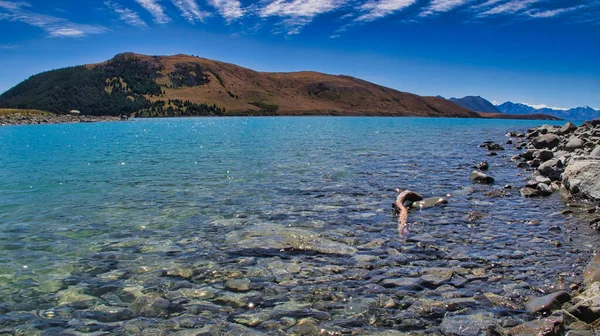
[449,96,501,113]
[0,52,478,118]
[497,102,600,121]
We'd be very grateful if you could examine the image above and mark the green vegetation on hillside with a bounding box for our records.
[0,55,162,116]
[137,99,225,117]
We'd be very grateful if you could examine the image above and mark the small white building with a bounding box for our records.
[69,110,81,116]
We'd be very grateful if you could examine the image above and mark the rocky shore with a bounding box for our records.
[0,112,121,126]
[487,118,600,335]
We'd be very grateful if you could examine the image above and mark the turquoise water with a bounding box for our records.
[0,117,597,334]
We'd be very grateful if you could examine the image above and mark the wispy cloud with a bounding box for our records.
[525,5,585,18]
[105,0,148,28]
[476,0,538,17]
[356,0,416,21]
[172,0,210,23]
[420,0,472,16]
[0,1,108,37]
[208,0,244,21]
[134,0,171,23]
[260,0,347,34]
[0,44,16,49]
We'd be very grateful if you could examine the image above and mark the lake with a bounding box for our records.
[0,117,598,334]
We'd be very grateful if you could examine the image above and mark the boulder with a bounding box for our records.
[532,134,560,149]
[525,291,570,314]
[565,138,585,151]
[470,171,494,184]
[536,150,554,162]
[538,159,564,181]
[583,254,600,285]
[562,159,600,201]
[558,121,577,135]
[590,146,600,157]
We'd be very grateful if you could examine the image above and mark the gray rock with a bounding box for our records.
[558,121,577,135]
[225,278,251,292]
[507,317,564,336]
[380,277,422,290]
[521,187,541,198]
[439,313,498,336]
[536,149,554,162]
[537,183,553,196]
[470,171,494,184]
[565,137,585,151]
[562,159,600,201]
[533,134,560,149]
[583,254,600,285]
[525,291,570,314]
[128,294,171,317]
[590,146,600,157]
[538,159,564,181]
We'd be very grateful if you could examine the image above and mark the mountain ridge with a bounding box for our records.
[449,96,501,113]
[496,101,600,121]
[0,52,479,118]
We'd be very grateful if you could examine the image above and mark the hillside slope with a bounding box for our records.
[0,53,478,118]
[450,96,501,113]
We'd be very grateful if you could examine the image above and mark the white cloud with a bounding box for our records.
[525,5,584,18]
[172,0,210,23]
[0,1,108,37]
[420,0,472,16]
[356,0,416,21]
[208,0,244,21]
[523,102,568,110]
[105,1,148,28]
[134,0,171,23]
[477,0,538,17]
[260,0,347,34]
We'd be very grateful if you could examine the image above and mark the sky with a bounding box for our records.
[0,0,598,109]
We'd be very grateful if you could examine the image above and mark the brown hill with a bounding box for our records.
[90,52,479,117]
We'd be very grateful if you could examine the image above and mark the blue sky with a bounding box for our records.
[0,0,598,109]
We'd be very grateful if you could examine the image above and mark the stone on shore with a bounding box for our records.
[558,121,577,135]
[562,159,600,202]
[533,134,560,149]
[537,159,564,181]
[470,171,494,184]
[591,146,600,158]
[583,254,600,285]
[525,291,570,314]
[565,138,585,151]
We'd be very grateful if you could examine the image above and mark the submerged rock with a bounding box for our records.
[225,225,357,256]
[470,171,494,184]
[439,313,498,336]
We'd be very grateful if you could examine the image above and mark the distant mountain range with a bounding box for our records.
[450,95,599,121]
[449,96,501,113]
[495,102,599,121]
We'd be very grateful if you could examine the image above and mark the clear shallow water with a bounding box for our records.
[0,117,599,335]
